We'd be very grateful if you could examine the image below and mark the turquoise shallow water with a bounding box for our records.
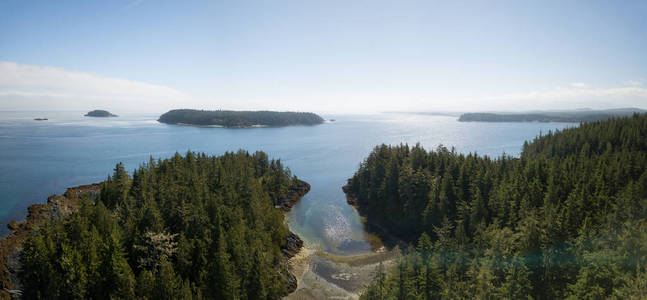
[0,111,573,254]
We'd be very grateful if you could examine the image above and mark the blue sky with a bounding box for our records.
[1,0,646,112]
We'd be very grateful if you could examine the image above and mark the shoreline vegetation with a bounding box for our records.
[158,109,325,128]
[0,151,310,299]
[345,114,647,299]
[0,183,102,299]
[458,108,645,123]
[342,185,408,251]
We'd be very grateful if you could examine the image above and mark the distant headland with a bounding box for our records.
[458,108,646,123]
[84,110,118,117]
[158,109,325,127]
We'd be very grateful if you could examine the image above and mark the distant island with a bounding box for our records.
[84,110,117,117]
[33,118,48,121]
[158,109,325,127]
[458,108,645,123]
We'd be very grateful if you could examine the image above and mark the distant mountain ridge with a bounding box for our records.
[458,108,646,122]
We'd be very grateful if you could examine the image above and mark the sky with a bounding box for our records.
[1,0,646,113]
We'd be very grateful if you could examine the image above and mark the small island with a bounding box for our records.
[158,109,324,127]
[33,118,48,121]
[84,110,118,117]
[458,108,645,123]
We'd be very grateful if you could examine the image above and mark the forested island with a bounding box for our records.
[346,114,647,299]
[158,109,325,127]
[85,110,118,117]
[458,108,645,123]
[1,151,309,299]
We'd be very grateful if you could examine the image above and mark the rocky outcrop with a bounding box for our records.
[275,180,310,212]
[0,183,101,299]
[280,233,303,295]
[341,184,357,206]
[282,231,304,258]
[277,181,309,296]
[280,231,305,293]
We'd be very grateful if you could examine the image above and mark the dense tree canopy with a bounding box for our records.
[347,114,647,299]
[20,150,302,299]
[458,108,645,123]
[85,110,117,117]
[158,109,325,127]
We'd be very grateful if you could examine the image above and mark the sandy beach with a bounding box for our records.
[284,244,399,299]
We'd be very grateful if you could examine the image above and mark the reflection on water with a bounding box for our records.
[322,205,351,245]
[337,238,372,253]
[0,111,574,254]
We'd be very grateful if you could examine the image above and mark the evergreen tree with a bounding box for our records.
[351,114,647,299]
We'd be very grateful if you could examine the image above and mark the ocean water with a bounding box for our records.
[0,111,574,254]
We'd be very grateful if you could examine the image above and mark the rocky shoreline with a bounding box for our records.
[0,180,311,299]
[281,185,399,299]
[278,180,310,294]
[172,122,269,128]
[341,184,357,206]
[0,183,102,299]
[276,179,311,213]
[341,184,405,251]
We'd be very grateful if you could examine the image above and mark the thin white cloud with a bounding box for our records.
[0,61,196,113]
[1,61,646,114]
[568,82,589,89]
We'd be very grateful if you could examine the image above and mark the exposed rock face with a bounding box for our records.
[281,231,304,293]
[341,184,357,206]
[276,180,311,212]
[277,180,309,295]
[282,231,304,258]
[0,183,101,299]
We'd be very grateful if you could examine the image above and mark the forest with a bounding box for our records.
[85,110,118,117]
[158,109,325,127]
[18,151,304,299]
[346,114,647,299]
[458,108,645,123]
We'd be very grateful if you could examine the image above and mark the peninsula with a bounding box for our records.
[345,114,647,299]
[0,151,309,299]
[458,108,645,123]
[158,109,324,127]
[84,110,118,117]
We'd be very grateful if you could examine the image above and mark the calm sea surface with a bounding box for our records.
[0,111,574,254]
